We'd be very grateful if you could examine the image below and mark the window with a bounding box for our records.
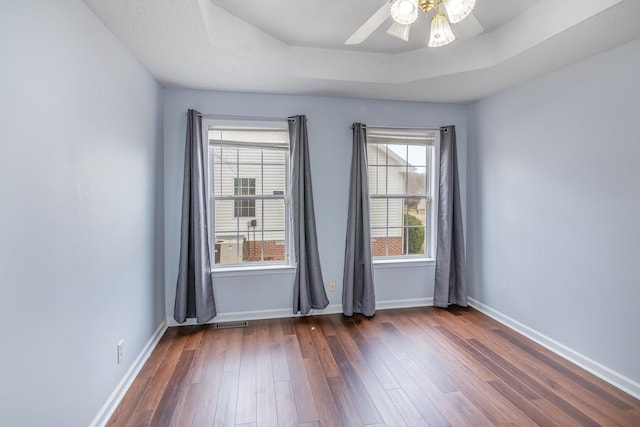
[207,124,290,266]
[233,178,256,217]
[367,129,439,260]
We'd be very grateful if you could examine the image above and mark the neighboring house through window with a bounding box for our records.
[233,177,256,217]
[367,128,439,260]
[207,124,290,266]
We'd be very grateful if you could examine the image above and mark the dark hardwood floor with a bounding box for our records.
[107,307,640,426]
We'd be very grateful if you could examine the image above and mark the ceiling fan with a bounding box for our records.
[345,0,483,48]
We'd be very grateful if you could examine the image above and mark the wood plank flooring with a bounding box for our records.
[107,307,640,426]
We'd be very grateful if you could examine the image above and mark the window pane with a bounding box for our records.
[423,199,433,258]
[407,145,426,167]
[404,224,426,255]
[262,199,286,235]
[387,144,409,166]
[404,198,426,256]
[247,199,286,263]
[388,198,403,228]
[213,145,237,164]
[407,167,426,195]
[371,236,387,257]
[367,144,384,166]
[371,198,391,257]
[214,237,243,265]
[214,199,236,237]
[237,147,262,164]
[386,165,407,194]
[214,200,242,265]
[263,164,286,196]
[243,239,263,263]
[367,143,429,197]
[368,165,385,196]
[212,146,237,197]
[263,149,287,165]
[369,198,388,234]
[384,227,403,256]
[213,198,287,264]
[388,196,404,256]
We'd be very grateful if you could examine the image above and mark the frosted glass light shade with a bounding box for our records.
[442,0,475,23]
[387,21,411,41]
[390,0,419,25]
[429,13,455,47]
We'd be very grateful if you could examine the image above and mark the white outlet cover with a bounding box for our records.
[117,340,124,364]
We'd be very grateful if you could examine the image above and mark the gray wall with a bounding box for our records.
[467,38,640,386]
[0,1,165,426]
[164,90,467,320]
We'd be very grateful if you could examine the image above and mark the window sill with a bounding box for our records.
[373,258,435,269]
[211,263,296,278]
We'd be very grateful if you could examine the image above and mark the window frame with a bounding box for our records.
[367,127,440,263]
[203,120,293,270]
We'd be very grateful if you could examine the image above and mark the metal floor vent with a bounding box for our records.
[214,320,249,329]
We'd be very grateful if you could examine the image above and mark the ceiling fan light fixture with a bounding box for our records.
[429,12,455,47]
[390,0,419,25]
[442,0,476,23]
[387,21,412,42]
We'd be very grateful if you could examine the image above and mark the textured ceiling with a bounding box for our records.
[209,0,533,54]
[83,0,640,103]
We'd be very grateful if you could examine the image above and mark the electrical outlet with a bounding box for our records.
[329,280,336,292]
[117,340,124,364]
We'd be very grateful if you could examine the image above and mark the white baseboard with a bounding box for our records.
[468,297,640,400]
[90,320,168,427]
[166,305,343,327]
[166,297,434,327]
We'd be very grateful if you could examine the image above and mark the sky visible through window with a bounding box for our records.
[388,144,425,167]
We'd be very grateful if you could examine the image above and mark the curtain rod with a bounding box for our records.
[195,113,292,122]
[351,124,448,132]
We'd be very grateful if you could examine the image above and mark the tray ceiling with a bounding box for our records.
[83,0,640,102]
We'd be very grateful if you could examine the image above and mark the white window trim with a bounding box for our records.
[203,119,294,271]
[367,127,441,262]
[373,258,436,268]
[211,263,297,278]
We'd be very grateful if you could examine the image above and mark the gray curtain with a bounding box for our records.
[343,123,376,317]
[434,126,467,307]
[174,109,216,323]
[289,115,329,315]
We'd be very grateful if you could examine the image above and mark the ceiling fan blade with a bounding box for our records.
[451,12,483,40]
[345,3,391,45]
